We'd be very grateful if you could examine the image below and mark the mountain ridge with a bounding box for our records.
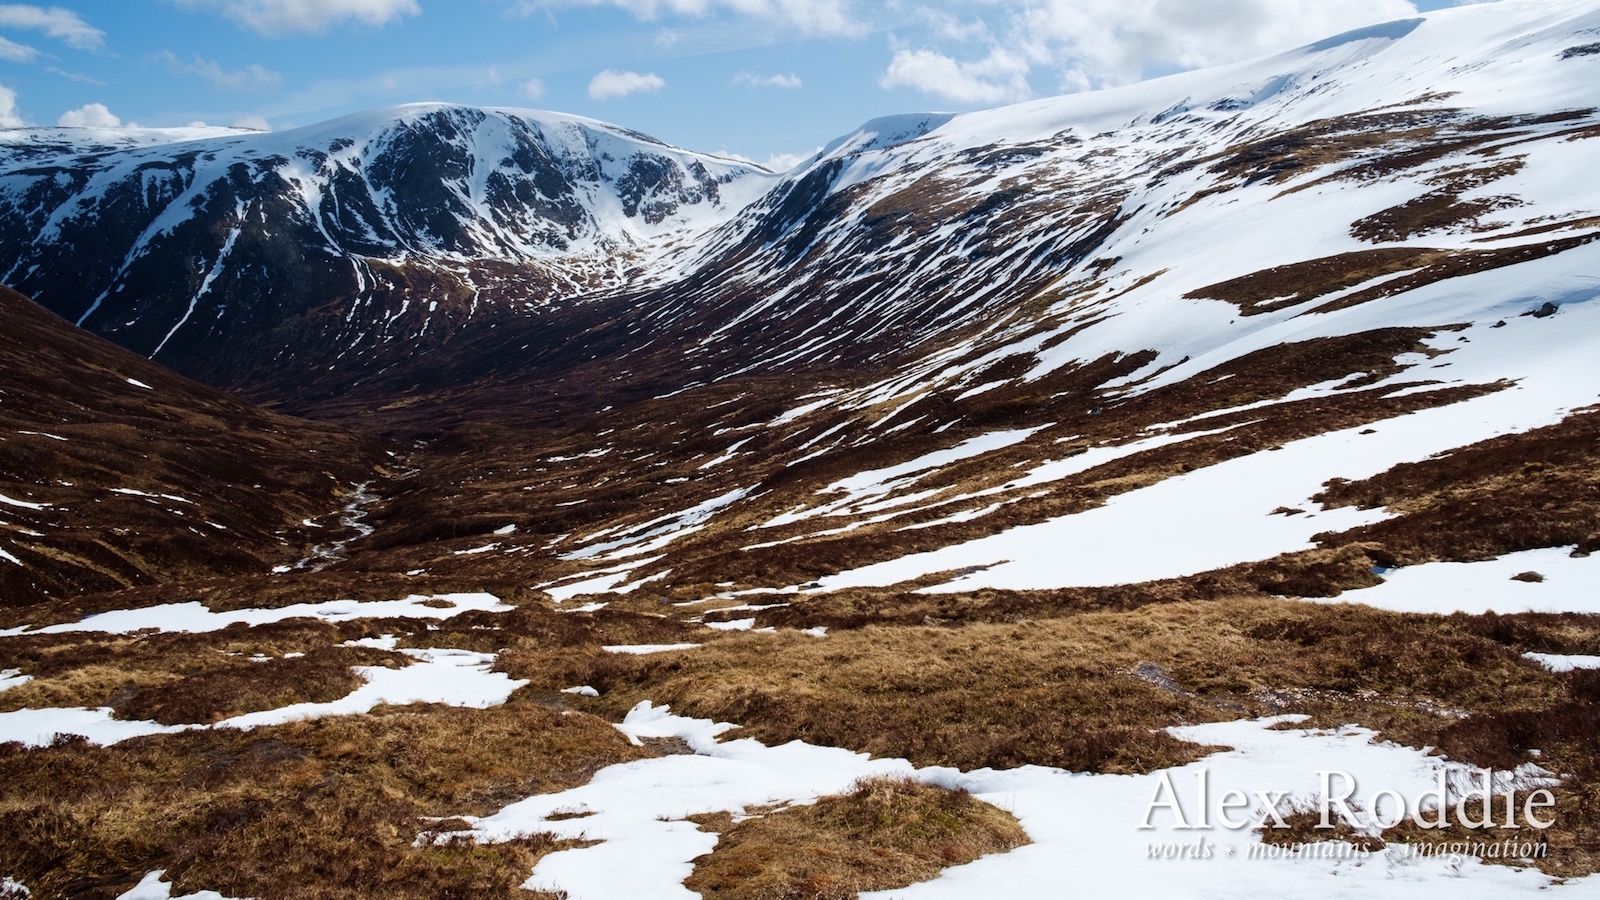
[0,103,774,393]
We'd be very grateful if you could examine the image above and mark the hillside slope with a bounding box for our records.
[0,286,382,603]
[319,0,1600,612]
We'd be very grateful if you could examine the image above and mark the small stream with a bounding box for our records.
[293,480,380,571]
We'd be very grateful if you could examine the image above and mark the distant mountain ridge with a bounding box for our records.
[0,104,772,391]
[6,1,1598,410]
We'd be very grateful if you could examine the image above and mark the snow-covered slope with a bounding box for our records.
[3,0,1598,601]
[636,0,1600,378]
[0,104,773,391]
[370,0,1600,614]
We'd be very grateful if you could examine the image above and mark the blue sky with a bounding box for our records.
[1,0,1471,167]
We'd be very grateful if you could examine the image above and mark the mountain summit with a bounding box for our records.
[0,103,772,388]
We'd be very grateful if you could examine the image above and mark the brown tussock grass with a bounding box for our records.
[0,700,646,898]
[0,627,398,724]
[520,598,1572,776]
[685,776,1028,900]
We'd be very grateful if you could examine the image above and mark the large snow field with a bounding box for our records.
[806,297,1600,595]
[1317,547,1600,616]
[443,702,1593,900]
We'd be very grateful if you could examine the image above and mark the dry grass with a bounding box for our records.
[2,584,1598,891]
[0,700,645,898]
[1257,809,1386,852]
[685,776,1028,900]
[1314,407,1600,565]
[0,286,384,607]
[1184,248,1448,315]
[0,625,396,723]
[517,598,1570,775]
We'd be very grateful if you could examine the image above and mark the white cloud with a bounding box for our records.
[0,4,104,50]
[1016,0,1419,90]
[733,71,802,89]
[879,46,1030,105]
[519,77,546,100]
[232,113,271,130]
[0,82,22,127]
[179,0,420,35]
[587,68,665,99]
[57,101,120,128]
[760,149,813,172]
[0,33,38,62]
[884,0,1419,105]
[714,146,817,173]
[519,0,863,37]
[157,50,283,91]
[916,7,991,44]
[45,65,103,84]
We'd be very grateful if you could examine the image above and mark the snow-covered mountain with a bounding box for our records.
[2,0,1595,593]
[0,104,772,391]
[7,1,1596,407]
[6,3,1600,898]
[634,0,1600,379]
[338,0,1600,605]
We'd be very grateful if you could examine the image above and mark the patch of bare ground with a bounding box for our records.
[1189,110,1452,196]
[521,599,1573,774]
[684,776,1028,900]
[1184,248,1449,315]
[1310,230,1599,315]
[0,700,646,899]
[748,544,1392,632]
[1349,158,1527,242]
[1311,406,1600,565]
[1164,107,1594,226]
[1352,190,1518,243]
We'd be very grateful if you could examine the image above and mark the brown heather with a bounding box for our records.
[685,777,1029,900]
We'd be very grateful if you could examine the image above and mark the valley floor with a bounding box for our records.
[3,565,1600,898]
